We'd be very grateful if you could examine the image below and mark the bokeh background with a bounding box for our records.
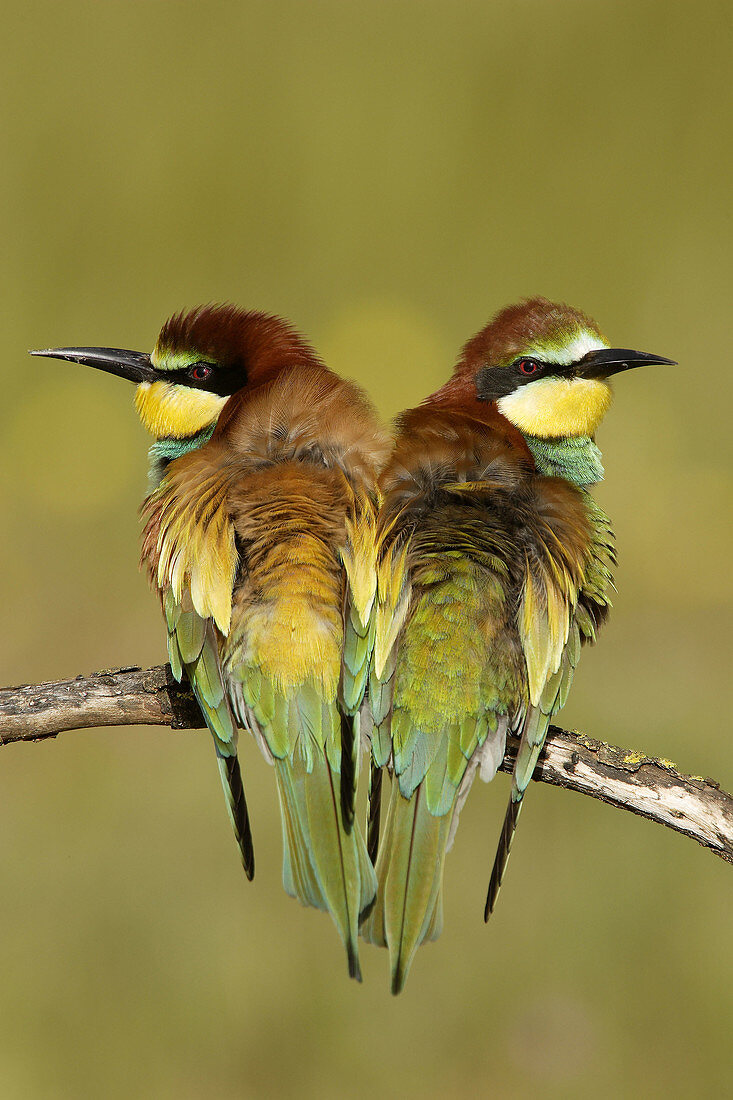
[2,1,732,1096]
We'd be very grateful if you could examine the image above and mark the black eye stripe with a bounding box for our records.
[152,358,249,397]
[475,358,575,402]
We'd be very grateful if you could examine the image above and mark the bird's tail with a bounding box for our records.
[275,751,376,982]
[361,781,452,995]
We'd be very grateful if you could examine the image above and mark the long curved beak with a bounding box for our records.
[30,346,156,384]
[577,348,676,380]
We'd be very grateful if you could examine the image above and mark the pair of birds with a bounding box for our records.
[34,298,673,993]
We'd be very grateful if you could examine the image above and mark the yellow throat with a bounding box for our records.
[135,380,227,439]
[497,375,612,439]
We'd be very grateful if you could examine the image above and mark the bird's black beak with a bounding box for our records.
[577,348,676,380]
[30,346,156,384]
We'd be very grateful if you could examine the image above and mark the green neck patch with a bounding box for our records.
[146,423,216,488]
[523,433,605,486]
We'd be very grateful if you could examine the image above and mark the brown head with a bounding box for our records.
[31,303,324,440]
[432,297,675,439]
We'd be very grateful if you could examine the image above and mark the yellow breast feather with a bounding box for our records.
[223,463,350,698]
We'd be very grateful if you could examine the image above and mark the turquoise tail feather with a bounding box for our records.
[275,752,376,982]
[362,780,452,995]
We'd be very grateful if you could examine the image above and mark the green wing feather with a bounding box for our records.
[483,637,576,919]
[164,586,254,880]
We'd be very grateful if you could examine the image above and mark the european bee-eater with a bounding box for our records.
[33,304,390,979]
[362,297,674,993]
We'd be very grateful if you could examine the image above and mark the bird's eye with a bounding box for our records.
[187,362,214,383]
[517,358,541,376]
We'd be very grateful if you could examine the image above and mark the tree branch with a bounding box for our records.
[2,665,731,866]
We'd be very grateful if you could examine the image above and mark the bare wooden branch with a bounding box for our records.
[499,730,733,865]
[1,665,731,866]
[0,666,202,741]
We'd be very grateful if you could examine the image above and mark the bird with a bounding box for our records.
[361,296,675,993]
[32,303,391,980]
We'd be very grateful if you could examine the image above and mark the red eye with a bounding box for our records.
[518,358,541,376]
[188,362,213,382]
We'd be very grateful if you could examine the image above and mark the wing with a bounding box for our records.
[485,484,616,917]
[140,450,254,878]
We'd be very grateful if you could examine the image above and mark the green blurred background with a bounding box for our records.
[2,1,731,1096]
